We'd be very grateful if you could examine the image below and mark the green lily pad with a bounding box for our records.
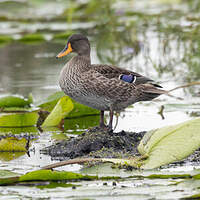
[64,115,99,133]
[36,182,79,189]
[19,33,45,42]
[0,112,39,127]
[42,96,74,127]
[0,170,21,185]
[0,152,26,161]
[138,118,200,169]
[38,91,99,117]
[0,137,28,152]
[67,100,99,118]
[53,31,73,40]
[51,132,69,140]
[37,91,65,112]
[0,126,38,135]
[19,170,97,182]
[0,107,38,112]
[0,35,13,44]
[0,94,33,108]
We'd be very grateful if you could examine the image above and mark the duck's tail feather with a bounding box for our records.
[136,83,167,102]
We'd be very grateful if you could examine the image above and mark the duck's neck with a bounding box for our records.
[69,54,91,73]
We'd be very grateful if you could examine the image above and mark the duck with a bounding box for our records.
[56,34,166,131]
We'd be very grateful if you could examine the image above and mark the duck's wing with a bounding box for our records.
[80,68,165,104]
[92,64,162,87]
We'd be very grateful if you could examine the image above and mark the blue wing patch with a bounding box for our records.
[119,74,136,83]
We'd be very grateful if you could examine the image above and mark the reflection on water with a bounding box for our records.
[0,42,65,101]
[0,1,200,199]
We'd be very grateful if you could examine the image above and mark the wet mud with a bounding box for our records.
[41,128,146,161]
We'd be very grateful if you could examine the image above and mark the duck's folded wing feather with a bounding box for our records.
[80,69,137,102]
[92,64,160,86]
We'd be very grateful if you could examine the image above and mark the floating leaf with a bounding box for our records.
[19,170,97,182]
[138,118,200,169]
[37,91,65,112]
[0,170,21,185]
[19,33,45,42]
[0,107,38,112]
[0,35,13,44]
[0,95,32,108]
[36,182,79,189]
[42,96,74,127]
[38,91,99,117]
[64,115,99,133]
[0,112,39,127]
[0,127,38,135]
[0,152,25,161]
[67,100,99,118]
[0,137,28,152]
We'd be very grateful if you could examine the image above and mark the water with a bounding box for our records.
[0,0,200,199]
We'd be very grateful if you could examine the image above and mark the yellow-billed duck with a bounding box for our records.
[56,34,166,131]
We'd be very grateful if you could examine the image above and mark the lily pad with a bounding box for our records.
[0,137,28,152]
[0,94,33,108]
[0,152,25,161]
[0,126,38,135]
[42,96,74,127]
[67,100,99,118]
[19,170,97,182]
[0,170,21,186]
[0,112,39,127]
[0,35,13,44]
[19,33,45,42]
[0,107,38,112]
[64,115,99,133]
[37,91,65,112]
[38,91,99,117]
[138,118,200,169]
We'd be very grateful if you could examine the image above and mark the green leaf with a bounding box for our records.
[42,96,74,127]
[19,170,97,182]
[38,91,99,117]
[19,33,45,42]
[0,35,13,44]
[67,100,99,118]
[64,115,99,133]
[0,137,28,152]
[0,95,32,108]
[0,127,38,135]
[0,152,26,161]
[0,107,38,112]
[0,112,39,127]
[37,91,65,112]
[138,118,200,169]
[0,170,21,185]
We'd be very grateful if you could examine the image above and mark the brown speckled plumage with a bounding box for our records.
[57,34,166,131]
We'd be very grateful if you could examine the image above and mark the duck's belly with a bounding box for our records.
[59,68,115,111]
[63,87,111,111]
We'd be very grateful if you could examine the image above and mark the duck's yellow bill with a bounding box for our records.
[56,42,72,58]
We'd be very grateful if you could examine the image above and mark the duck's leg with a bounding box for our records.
[108,109,114,131]
[99,110,106,128]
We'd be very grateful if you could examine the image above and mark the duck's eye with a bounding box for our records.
[119,74,136,83]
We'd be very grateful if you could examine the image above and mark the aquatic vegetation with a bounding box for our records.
[18,34,45,43]
[0,0,200,198]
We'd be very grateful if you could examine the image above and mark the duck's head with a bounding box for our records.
[56,34,90,58]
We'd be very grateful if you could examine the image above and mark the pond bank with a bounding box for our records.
[41,128,200,168]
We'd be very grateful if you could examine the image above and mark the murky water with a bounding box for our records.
[0,0,200,199]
